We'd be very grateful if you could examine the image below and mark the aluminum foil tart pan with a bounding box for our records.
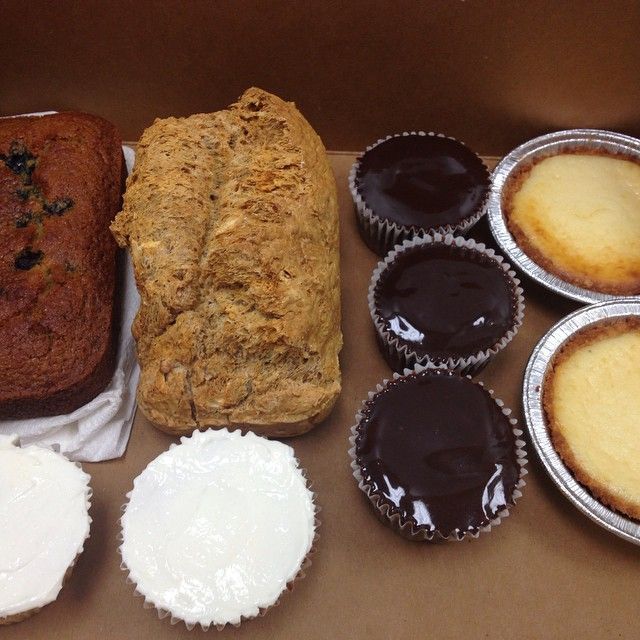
[523,298,640,545]
[487,129,640,305]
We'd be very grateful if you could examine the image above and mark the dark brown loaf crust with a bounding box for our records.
[0,112,123,419]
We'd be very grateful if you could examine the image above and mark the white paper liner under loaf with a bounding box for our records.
[368,232,525,375]
[348,364,528,542]
[118,430,320,631]
[0,437,92,624]
[349,131,490,256]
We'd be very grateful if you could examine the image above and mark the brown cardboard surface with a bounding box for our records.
[2,1,640,154]
[6,153,640,639]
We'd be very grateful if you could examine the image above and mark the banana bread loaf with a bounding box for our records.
[111,88,342,436]
[0,112,123,418]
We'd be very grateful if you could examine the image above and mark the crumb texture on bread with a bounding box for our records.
[111,88,342,435]
[0,112,122,418]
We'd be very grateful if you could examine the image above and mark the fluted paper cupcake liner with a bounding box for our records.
[349,131,490,256]
[348,364,528,542]
[368,232,525,375]
[0,439,92,625]
[118,433,320,631]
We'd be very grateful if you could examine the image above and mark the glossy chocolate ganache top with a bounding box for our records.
[355,372,520,537]
[355,134,489,229]
[375,244,516,358]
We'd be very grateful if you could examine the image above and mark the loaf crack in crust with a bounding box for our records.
[111,88,342,435]
[0,113,122,418]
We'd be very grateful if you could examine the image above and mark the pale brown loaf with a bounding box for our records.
[111,88,342,436]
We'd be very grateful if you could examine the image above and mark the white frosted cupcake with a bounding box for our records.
[120,428,317,630]
[0,435,92,624]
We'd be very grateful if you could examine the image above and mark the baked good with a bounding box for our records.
[111,88,341,436]
[369,234,523,373]
[350,369,525,541]
[120,428,316,630]
[349,132,490,255]
[503,151,640,295]
[0,112,123,418]
[544,317,640,519]
[0,434,91,624]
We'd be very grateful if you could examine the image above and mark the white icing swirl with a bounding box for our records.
[0,435,91,618]
[120,428,315,628]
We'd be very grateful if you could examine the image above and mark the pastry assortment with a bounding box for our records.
[111,88,342,437]
[120,429,316,630]
[2,92,640,630]
[0,112,123,418]
[350,368,526,541]
[368,233,524,374]
[0,435,91,624]
[522,299,640,544]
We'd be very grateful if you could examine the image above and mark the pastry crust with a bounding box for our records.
[543,317,640,519]
[503,150,640,295]
[111,88,342,436]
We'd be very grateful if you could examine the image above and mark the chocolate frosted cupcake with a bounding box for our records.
[349,132,490,255]
[349,367,527,541]
[369,233,524,374]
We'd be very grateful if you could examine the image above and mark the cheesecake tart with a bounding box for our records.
[503,151,640,295]
[544,316,640,519]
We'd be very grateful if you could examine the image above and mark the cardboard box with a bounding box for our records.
[2,3,640,638]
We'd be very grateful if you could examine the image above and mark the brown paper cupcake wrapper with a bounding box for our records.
[348,131,490,256]
[118,441,319,632]
[348,364,528,542]
[0,440,92,625]
[368,232,525,375]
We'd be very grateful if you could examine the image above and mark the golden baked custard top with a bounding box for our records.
[504,152,640,295]
[543,317,640,519]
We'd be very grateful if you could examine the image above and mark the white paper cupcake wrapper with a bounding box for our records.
[348,131,490,255]
[118,433,320,632]
[368,232,525,375]
[348,364,528,542]
[0,437,92,625]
